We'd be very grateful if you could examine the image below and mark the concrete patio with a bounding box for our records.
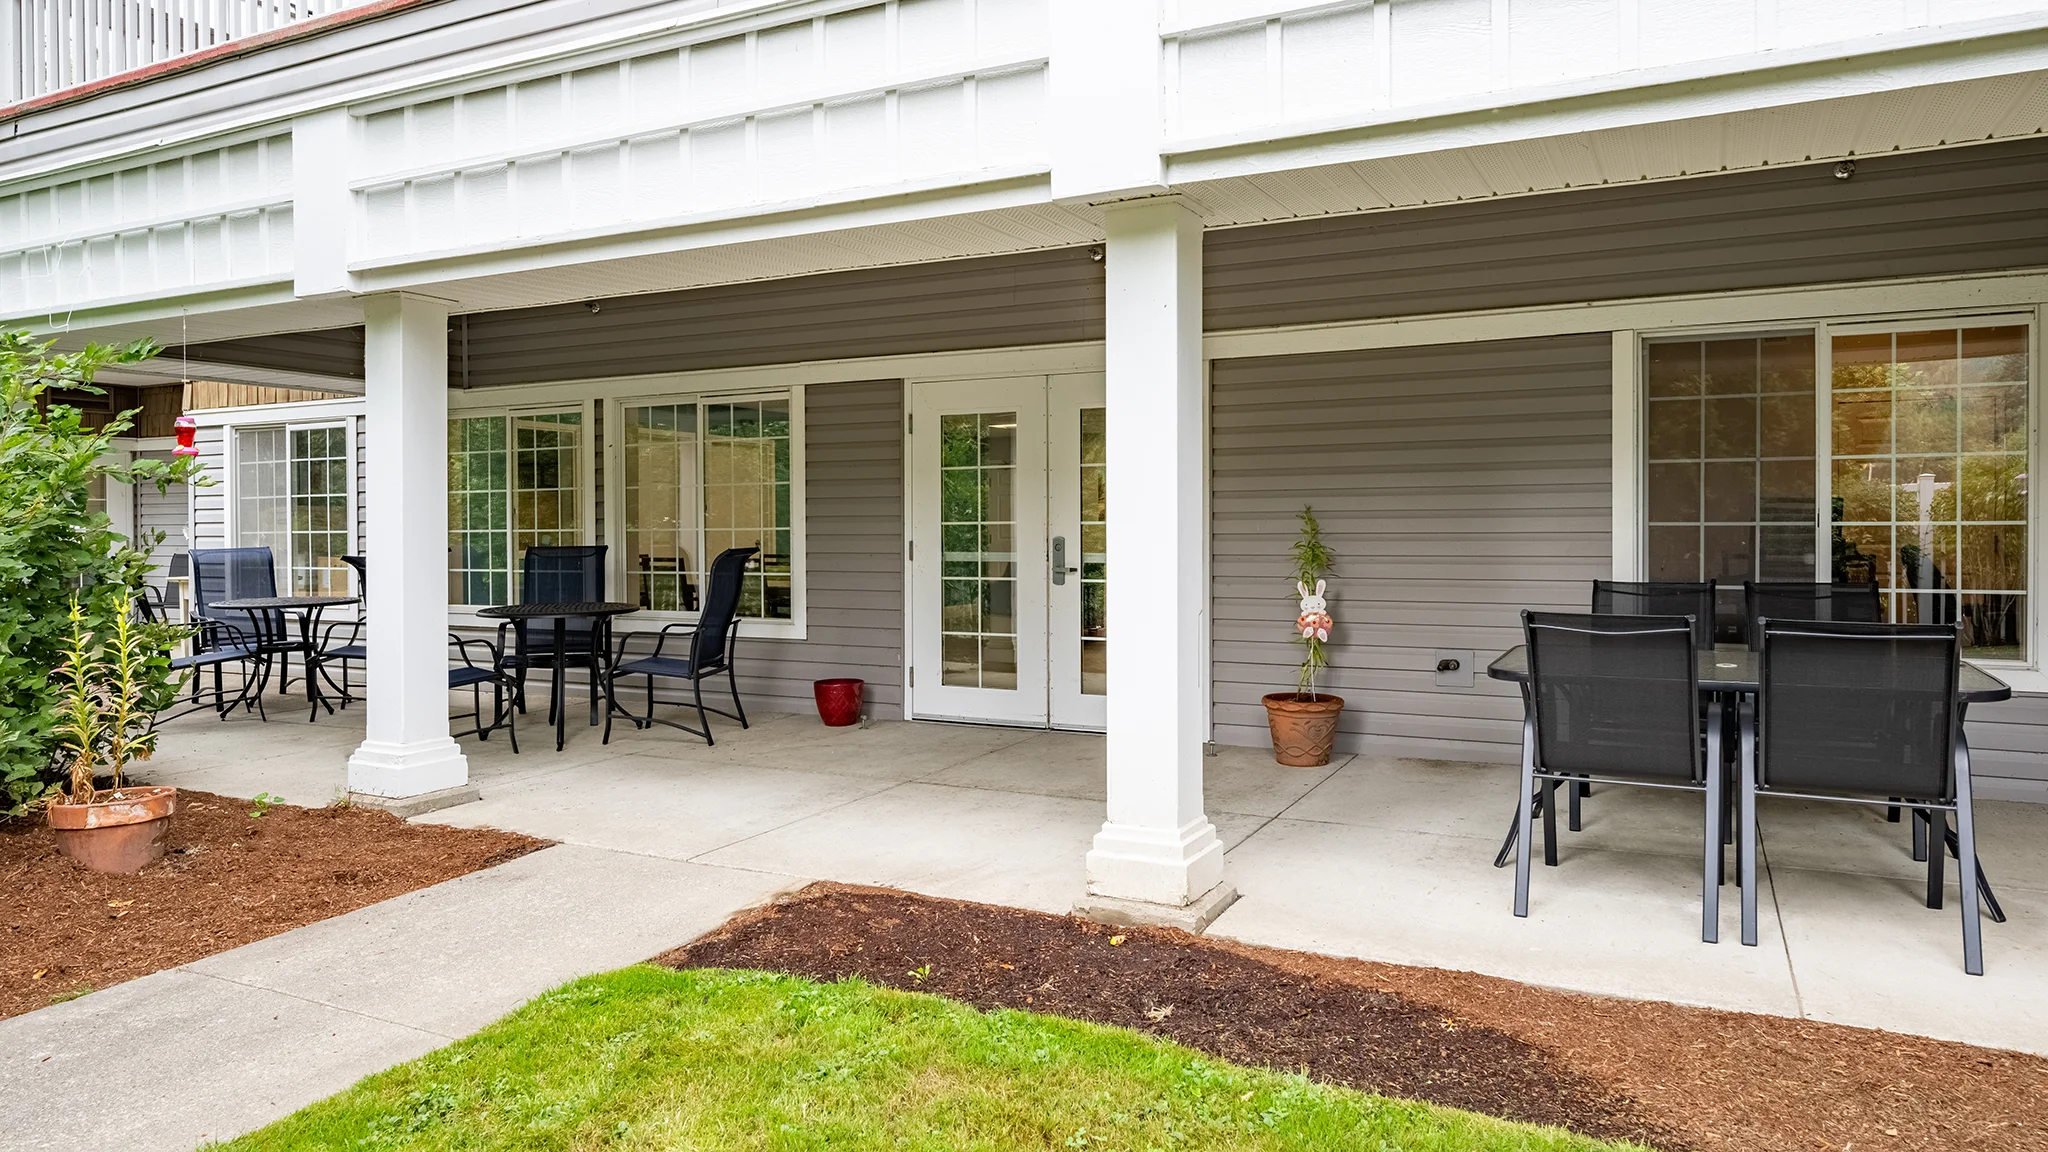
[127,694,2048,1056]
[7,692,2046,1150]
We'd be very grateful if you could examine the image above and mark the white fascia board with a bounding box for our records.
[1166,14,2048,183]
[4,279,304,339]
[347,170,1056,291]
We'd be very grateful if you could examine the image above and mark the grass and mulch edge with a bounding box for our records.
[209,964,1647,1152]
[659,883,2048,1152]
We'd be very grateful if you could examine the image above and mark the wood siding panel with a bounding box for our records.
[1210,334,1614,763]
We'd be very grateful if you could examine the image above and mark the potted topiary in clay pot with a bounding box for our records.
[1262,506,1343,767]
[45,594,187,874]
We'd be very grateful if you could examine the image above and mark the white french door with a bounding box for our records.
[909,374,1108,730]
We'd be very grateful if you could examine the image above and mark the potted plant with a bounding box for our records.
[1263,506,1344,767]
[44,593,188,874]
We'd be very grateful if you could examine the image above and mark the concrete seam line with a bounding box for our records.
[175,967,462,1042]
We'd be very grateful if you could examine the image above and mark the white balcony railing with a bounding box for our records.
[3,0,368,105]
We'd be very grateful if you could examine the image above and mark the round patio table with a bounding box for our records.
[212,595,359,718]
[475,601,639,751]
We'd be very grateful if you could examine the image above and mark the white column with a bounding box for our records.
[1080,198,1233,929]
[347,292,470,802]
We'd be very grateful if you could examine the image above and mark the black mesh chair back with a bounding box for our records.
[1743,582,1881,648]
[192,547,287,651]
[342,555,369,598]
[1758,620,1959,801]
[691,547,759,671]
[1591,580,1715,649]
[1525,611,1701,785]
[520,545,607,657]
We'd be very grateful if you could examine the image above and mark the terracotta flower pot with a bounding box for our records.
[1262,693,1345,768]
[47,786,178,874]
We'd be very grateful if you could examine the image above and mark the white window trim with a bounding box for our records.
[601,386,808,640]
[444,398,600,624]
[1621,306,2043,679]
[222,418,360,596]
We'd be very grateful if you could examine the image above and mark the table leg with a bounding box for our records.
[554,617,568,752]
[588,617,603,728]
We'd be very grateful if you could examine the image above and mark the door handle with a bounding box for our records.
[1052,536,1078,585]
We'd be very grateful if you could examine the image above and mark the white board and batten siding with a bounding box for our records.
[1210,335,1614,765]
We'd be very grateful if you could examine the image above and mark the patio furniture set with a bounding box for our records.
[1489,579,2010,975]
[150,544,761,754]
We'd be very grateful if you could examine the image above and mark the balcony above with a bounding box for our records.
[3,0,384,108]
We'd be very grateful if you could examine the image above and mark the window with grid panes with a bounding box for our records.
[233,424,351,595]
[445,410,584,606]
[618,396,793,621]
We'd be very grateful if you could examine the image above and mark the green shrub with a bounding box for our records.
[0,331,202,819]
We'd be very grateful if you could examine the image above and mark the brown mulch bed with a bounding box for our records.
[1,790,547,1021]
[662,884,2048,1152]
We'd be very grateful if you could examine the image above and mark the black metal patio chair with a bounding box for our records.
[1739,619,1995,974]
[603,546,757,747]
[191,546,300,704]
[498,544,610,726]
[306,555,370,717]
[1741,581,1882,644]
[450,631,519,752]
[139,593,267,723]
[1513,610,1723,943]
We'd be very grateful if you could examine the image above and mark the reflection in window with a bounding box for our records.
[1645,333,1818,632]
[1079,407,1107,696]
[940,412,1018,689]
[619,398,792,621]
[235,424,350,596]
[1831,327,2028,658]
[446,411,582,605]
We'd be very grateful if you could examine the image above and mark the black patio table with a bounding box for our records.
[1486,643,2012,917]
[475,601,639,751]
[212,595,359,717]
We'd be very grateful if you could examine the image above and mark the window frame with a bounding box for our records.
[1634,308,2040,669]
[443,398,599,614]
[602,386,808,639]
[225,418,359,598]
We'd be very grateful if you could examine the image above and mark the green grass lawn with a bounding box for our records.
[210,966,1648,1152]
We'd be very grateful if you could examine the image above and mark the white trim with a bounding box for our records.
[189,396,368,425]
[1610,330,1642,582]
[1203,269,2048,361]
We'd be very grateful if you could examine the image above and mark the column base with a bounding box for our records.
[347,737,469,799]
[1074,881,1239,934]
[347,784,481,819]
[1085,817,1228,906]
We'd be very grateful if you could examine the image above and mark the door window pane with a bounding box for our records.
[288,426,350,595]
[235,426,290,575]
[705,399,793,620]
[1830,326,2030,658]
[1645,334,1819,623]
[448,416,511,606]
[940,412,1019,688]
[1079,406,1107,696]
[623,403,700,612]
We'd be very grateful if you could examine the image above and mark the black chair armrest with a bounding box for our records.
[318,616,365,651]
[450,632,504,670]
[615,620,701,663]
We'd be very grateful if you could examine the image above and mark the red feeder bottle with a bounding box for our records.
[173,415,199,456]
[813,677,864,727]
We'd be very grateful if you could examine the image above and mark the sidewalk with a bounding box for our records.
[0,844,796,1152]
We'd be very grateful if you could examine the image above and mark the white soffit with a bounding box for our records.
[1177,70,2048,226]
